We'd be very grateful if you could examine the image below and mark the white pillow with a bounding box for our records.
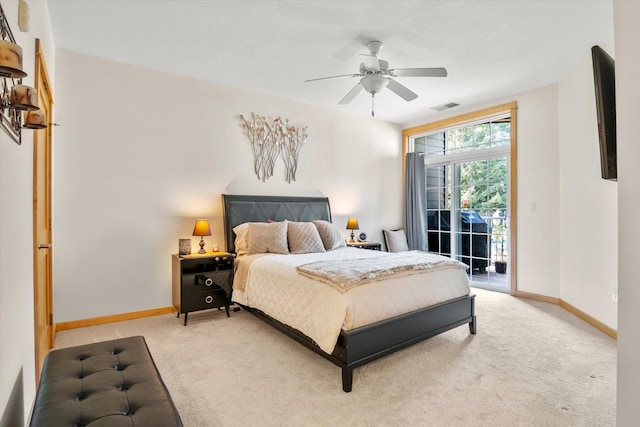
[384,229,409,253]
[233,222,250,256]
[312,220,347,251]
[288,222,326,254]
[247,221,289,254]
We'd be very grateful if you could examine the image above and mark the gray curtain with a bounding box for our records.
[404,152,428,251]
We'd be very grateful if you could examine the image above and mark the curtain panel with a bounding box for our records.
[404,152,428,251]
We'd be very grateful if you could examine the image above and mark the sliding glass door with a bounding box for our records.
[415,116,511,292]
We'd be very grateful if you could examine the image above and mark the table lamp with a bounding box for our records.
[346,217,359,243]
[192,219,211,254]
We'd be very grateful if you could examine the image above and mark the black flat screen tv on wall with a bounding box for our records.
[591,45,617,181]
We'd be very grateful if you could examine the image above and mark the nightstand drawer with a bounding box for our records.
[182,287,228,312]
[180,255,234,274]
[182,270,233,297]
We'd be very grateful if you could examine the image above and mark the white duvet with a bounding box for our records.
[232,247,471,353]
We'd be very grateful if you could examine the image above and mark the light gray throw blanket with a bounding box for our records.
[296,250,468,293]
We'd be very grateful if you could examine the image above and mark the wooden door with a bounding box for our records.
[33,39,54,383]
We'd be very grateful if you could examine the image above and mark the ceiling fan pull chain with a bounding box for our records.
[371,93,375,117]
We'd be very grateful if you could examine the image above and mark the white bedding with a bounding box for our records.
[232,247,471,353]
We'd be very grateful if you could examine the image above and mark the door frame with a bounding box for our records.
[32,38,54,383]
[402,102,518,294]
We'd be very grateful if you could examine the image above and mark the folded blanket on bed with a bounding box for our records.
[296,250,468,293]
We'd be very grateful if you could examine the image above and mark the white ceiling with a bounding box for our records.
[47,0,614,126]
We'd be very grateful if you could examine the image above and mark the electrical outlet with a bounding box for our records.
[612,288,618,302]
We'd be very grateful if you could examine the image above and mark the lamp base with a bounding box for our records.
[349,231,355,243]
[198,237,206,254]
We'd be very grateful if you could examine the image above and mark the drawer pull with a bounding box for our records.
[196,275,215,287]
[205,295,214,304]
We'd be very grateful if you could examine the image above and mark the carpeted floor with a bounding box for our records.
[54,289,616,426]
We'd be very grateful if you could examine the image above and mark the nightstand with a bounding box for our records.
[172,252,234,325]
[347,242,382,251]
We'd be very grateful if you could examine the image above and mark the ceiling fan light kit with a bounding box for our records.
[360,75,388,94]
[305,40,447,117]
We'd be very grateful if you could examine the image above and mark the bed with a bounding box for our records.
[222,194,476,392]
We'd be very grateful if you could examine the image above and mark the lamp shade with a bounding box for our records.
[0,40,26,78]
[192,219,211,236]
[10,84,38,110]
[23,108,46,129]
[346,217,359,230]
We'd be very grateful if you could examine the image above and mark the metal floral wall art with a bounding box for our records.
[239,113,308,183]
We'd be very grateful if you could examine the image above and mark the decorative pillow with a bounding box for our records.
[383,229,409,253]
[288,222,326,254]
[233,222,250,256]
[247,221,289,255]
[312,220,347,251]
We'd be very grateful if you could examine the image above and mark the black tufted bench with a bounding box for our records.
[29,336,182,427]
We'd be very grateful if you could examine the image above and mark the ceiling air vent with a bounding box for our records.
[431,102,459,111]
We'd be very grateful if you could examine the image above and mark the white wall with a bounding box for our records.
[558,52,618,330]
[614,0,640,424]
[0,0,55,423]
[511,85,561,298]
[53,49,402,322]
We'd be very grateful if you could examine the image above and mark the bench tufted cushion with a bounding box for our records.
[30,336,182,427]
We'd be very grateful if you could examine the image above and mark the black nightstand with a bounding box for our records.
[347,242,382,251]
[172,253,234,325]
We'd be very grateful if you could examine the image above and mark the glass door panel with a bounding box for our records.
[426,164,451,258]
[427,156,509,292]
[457,157,509,291]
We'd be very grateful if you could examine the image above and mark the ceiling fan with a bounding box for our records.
[305,40,447,116]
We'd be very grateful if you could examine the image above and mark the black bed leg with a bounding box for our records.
[468,295,477,334]
[342,367,353,393]
[469,315,477,334]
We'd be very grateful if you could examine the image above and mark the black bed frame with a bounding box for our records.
[222,194,476,392]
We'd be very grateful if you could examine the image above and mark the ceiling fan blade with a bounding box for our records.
[387,78,418,102]
[390,67,448,77]
[339,83,363,105]
[305,74,360,83]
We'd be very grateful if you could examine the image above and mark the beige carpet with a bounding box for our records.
[54,289,616,426]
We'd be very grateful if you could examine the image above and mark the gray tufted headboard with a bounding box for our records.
[221,194,332,253]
